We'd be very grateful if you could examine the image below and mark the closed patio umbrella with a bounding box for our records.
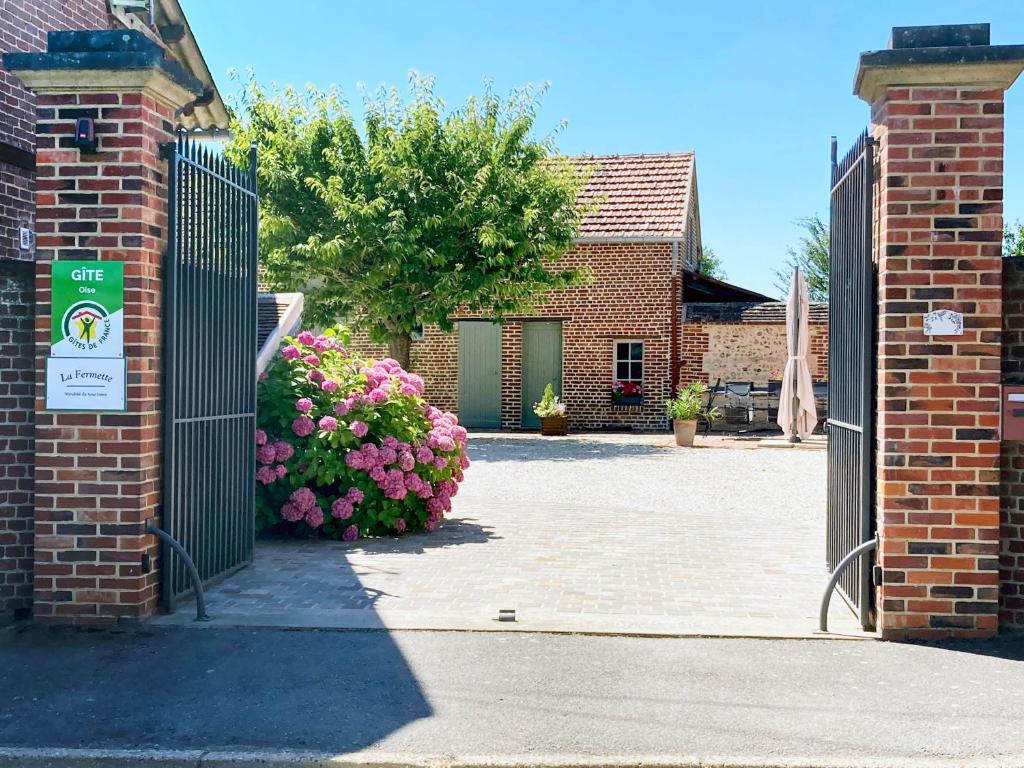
[777,267,817,441]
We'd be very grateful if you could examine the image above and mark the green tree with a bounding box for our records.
[226,75,589,369]
[773,216,830,301]
[696,246,726,280]
[1006,220,1024,257]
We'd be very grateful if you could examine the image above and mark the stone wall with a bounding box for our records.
[1000,255,1024,628]
[678,302,829,387]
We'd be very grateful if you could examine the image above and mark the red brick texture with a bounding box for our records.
[0,0,113,262]
[0,259,35,617]
[1000,256,1024,628]
[349,242,678,431]
[0,0,114,620]
[871,85,1006,640]
[29,89,175,625]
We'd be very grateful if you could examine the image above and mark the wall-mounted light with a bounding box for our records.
[73,117,97,153]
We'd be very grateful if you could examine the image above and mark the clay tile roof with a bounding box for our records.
[573,152,694,240]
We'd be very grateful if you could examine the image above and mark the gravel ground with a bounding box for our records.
[165,433,860,636]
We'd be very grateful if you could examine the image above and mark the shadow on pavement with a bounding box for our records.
[0,625,431,752]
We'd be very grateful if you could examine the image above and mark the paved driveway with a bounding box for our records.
[159,434,862,637]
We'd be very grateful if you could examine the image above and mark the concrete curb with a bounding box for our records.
[1,748,1022,768]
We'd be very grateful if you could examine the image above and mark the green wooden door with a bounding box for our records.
[521,321,563,429]
[458,321,502,429]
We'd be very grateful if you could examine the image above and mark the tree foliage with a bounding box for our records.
[1006,220,1024,257]
[226,74,590,368]
[696,246,726,280]
[773,216,830,301]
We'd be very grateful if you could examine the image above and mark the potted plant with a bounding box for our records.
[534,383,568,436]
[666,381,720,447]
[611,380,644,406]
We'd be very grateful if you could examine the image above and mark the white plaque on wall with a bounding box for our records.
[923,309,963,336]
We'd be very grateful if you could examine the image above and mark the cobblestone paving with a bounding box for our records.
[176,434,862,636]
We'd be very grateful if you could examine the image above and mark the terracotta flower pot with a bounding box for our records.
[540,415,568,436]
[673,418,697,447]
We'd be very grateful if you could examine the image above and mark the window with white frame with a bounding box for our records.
[613,340,643,382]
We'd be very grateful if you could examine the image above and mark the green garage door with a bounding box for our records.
[458,321,502,429]
[521,321,563,429]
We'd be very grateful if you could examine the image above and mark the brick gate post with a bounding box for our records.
[855,25,1024,640]
[4,31,204,626]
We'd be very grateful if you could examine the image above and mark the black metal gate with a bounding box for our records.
[161,133,258,608]
[826,130,876,630]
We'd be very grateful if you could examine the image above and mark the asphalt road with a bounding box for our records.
[2,625,1024,766]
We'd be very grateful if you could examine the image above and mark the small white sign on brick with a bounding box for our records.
[923,309,964,336]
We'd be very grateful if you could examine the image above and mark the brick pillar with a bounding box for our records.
[855,24,1024,639]
[5,31,203,625]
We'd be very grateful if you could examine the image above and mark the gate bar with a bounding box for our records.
[147,523,211,621]
[819,536,877,633]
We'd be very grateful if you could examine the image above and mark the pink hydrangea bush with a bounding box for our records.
[255,326,469,539]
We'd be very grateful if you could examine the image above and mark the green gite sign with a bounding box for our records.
[46,261,126,411]
[51,261,124,356]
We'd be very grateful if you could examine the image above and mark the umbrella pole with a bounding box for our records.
[790,267,802,444]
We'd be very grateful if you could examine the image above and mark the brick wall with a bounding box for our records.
[1000,256,1024,628]
[678,321,829,386]
[30,88,174,625]
[0,258,35,617]
[347,242,676,431]
[0,0,113,620]
[870,85,1005,640]
[0,0,112,262]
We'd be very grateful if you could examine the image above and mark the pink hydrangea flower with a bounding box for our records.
[295,398,313,413]
[394,518,407,534]
[321,379,339,393]
[275,464,288,478]
[346,487,364,504]
[350,420,368,438]
[399,451,415,472]
[382,435,399,449]
[255,429,267,446]
[258,371,269,381]
[281,502,303,522]
[432,456,448,470]
[334,400,349,417]
[307,369,324,383]
[256,466,276,485]
[367,387,388,404]
[256,444,276,465]
[459,454,471,469]
[303,354,321,367]
[330,498,353,519]
[380,447,398,466]
[399,383,418,397]
[369,466,386,482]
[281,345,301,360]
[451,425,468,442]
[292,415,315,437]
[273,440,294,462]
[342,524,359,542]
[305,507,324,528]
[436,436,456,452]
[416,446,434,464]
[290,486,317,512]
[312,337,330,353]
[296,331,315,345]
[318,415,338,432]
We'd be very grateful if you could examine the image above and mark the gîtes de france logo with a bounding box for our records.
[61,300,113,352]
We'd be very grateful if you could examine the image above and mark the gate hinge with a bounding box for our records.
[872,564,883,587]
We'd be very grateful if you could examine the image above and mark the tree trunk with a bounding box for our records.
[387,332,412,371]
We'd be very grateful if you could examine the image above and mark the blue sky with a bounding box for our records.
[182,1,1024,299]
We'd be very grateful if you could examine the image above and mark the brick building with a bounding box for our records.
[0,0,227,622]
[351,153,771,432]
